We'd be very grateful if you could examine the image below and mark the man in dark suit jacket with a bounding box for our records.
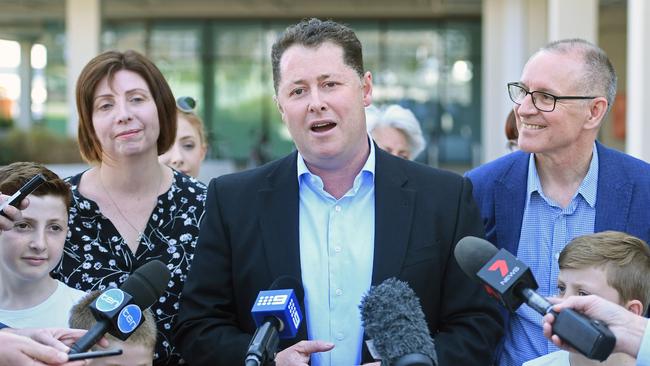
[467,39,650,366]
[175,18,503,366]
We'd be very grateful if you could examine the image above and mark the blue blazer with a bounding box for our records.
[467,141,650,254]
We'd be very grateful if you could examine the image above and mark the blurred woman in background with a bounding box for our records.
[159,96,207,178]
[366,104,426,160]
[505,109,519,151]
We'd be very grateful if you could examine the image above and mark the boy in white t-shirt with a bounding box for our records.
[524,231,650,366]
[0,162,86,328]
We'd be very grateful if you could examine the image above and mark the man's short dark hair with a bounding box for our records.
[271,18,364,93]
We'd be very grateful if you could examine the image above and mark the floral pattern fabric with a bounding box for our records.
[52,170,207,366]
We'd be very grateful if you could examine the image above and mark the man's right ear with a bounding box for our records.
[274,96,287,125]
[274,95,283,114]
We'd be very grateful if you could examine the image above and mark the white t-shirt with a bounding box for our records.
[0,280,86,328]
[523,350,570,366]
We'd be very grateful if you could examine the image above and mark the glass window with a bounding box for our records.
[101,18,481,170]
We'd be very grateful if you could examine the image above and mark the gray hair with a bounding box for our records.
[366,104,426,159]
[540,39,617,115]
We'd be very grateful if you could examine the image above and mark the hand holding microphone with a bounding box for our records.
[543,295,649,359]
[68,260,171,354]
[454,236,616,361]
[0,173,44,229]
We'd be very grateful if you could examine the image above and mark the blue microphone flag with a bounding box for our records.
[251,289,301,339]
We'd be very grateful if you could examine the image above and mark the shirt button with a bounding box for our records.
[335,288,343,296]
[334,246,342,253]
[336,332,345,340]
[335,205,341,212]
[555,252,560,260]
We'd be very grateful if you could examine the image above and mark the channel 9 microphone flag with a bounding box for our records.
[69,260,172,354]
[246,276,303,366]
[360,277,437,366]
[454,236,616,361]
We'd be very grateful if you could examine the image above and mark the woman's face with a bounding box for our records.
[371,125,411,160]
[91,69,160,162]
[159,113,207,177]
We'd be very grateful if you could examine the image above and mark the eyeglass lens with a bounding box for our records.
[508,84,555,112]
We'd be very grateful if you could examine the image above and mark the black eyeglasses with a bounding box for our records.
[507,82,597,112]
[177,96,197,113]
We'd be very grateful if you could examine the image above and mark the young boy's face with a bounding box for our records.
[0,195,68,284]
[89,342,153,366]
[557,266,621,304]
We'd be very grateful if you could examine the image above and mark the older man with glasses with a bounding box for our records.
[467,38,650,366]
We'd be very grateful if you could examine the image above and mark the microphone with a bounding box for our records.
[359,277,437,366]
[245,276,304,366]
[454,236,616,361]
[69,260,171,354]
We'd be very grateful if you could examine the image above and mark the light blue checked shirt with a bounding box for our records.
[297,140,375,366]
[500,144,599,366]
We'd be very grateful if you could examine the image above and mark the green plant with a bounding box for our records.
[0,127,83,165]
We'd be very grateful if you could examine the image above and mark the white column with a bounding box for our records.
[626,0,650,162]
[17,40,32,130]
[481,0,547,164]
[66,0,100,136]
[547,0,598,42]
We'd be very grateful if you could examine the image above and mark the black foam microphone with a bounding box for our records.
[69,260,171,354]
[245,276,304,366]
[454,236,616,361]
[360,278,437,366]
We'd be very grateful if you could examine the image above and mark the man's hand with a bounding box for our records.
[274,340,335,366]
[0,193,27,231]
[0,330,87,366]
[5,327,109,352]
[543,295,648,358]
[0,327,110,365]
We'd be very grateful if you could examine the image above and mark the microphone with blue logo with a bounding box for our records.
[69,260,171,354]
[245,276,304,366]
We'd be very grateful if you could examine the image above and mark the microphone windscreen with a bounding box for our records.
[268,275,304,302]
[360,278,437,365]
[454,236,498,281]
[120,260,171,309]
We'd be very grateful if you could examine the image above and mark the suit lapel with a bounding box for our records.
[257,153,302,284]
[594,142,633,232]
[494,152,529,254]
[371,149,416,285]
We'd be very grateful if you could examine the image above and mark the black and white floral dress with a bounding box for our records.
[52,170,207,365]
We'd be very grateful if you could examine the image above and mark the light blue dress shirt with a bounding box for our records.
[500,144,599,366]
[638,321,650,366]
[298,140,376,366]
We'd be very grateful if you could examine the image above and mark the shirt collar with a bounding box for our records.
[297,135,376,190]
[526,143,599,208]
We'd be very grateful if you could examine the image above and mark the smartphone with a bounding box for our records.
[67,348,123,361]
[0,173,46,218]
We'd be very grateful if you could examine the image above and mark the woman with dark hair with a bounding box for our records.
[52,50,207,365]
[505,109,519,151]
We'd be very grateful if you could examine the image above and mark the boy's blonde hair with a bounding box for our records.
[69,290,157,351]
[559,231,650,312]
